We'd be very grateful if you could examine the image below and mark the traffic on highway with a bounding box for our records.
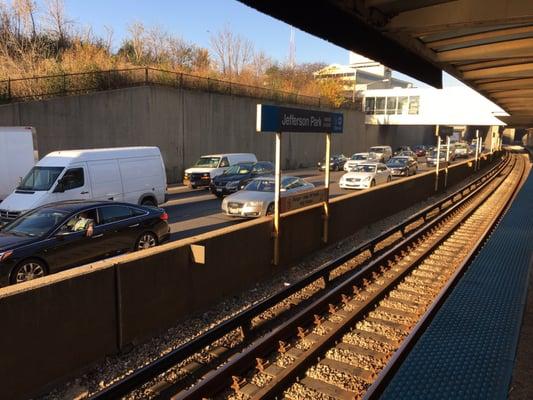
[0,128,482,287]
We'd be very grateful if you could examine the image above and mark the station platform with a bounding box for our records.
[380,165,533,399]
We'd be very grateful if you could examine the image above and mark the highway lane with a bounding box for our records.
[164,156,467,240]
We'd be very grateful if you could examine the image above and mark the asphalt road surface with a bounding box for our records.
[164,156,473,240]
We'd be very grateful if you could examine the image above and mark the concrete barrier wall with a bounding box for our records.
[0,154,501,399]
[0,85,437,182]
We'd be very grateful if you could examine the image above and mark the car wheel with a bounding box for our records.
[266,203,274,216]
[11,258,46,284]
[191,184,197,189]
[387,176,391,182]
[214,192,224,198]
[141,198,157,207]
[135,232,158,250]
[371,179,376,187]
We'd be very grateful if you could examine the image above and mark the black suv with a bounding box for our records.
[0,200,170,286]
[210,161,274,197]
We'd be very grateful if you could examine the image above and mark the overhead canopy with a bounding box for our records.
[238,0,533,127]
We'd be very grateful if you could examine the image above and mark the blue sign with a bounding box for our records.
[256,104,344,133]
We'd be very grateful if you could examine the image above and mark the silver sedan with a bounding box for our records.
[221,176,315,217]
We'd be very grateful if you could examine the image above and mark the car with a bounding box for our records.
[387,156,418,177]
[339,162,392,190]
[0,200,170,287]
[396,150,418,159]
[426,149,449,167]
[454,142,470,158]
[184,153,258,189]
[393,146,412,156]
[318,154,347,171]
[344,153,370,171]
[210,161,274,197]
[0,147,167,226]
[368,146,392,163]
[221,176,315,218]
[412,145,427,157]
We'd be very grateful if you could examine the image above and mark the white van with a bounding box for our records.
[368,146,393,163]
[184,153,257,188]
[0,127,38,201]
[0,147,166,225]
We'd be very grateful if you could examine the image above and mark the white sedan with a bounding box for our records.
[339,162,392,189]
[343,152,370,171]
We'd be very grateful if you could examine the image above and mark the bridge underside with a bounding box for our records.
[239,0,533,127]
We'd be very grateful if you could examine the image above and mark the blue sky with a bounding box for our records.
[36,0,462,87]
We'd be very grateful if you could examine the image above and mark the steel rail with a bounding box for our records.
[170,155,516,400]
[363,154,527,400]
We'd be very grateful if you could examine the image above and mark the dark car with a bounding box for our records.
[413,145,427,157]
[318,154,347,171]
[393,146,412,156]
[0,200,170,287]
[387,156,418,177]
[210,161,274,197]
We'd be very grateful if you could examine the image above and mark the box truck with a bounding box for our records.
[0,127,38,201]
[0,147,167,225]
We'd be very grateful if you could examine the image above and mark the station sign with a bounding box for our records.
[257,104,344,134]
[280,187,328,213]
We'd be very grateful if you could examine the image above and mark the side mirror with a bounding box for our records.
[54,179,65,193]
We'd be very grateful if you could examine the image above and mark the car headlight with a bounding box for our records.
[226,181,239,189]
[0,250,13,262]
[363,176,372,181]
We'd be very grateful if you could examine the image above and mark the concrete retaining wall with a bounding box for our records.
[0,154,501,399]
[0,85,437,182]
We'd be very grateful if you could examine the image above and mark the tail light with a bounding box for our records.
[160,212,169,221]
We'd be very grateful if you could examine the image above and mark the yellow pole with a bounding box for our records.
[434,125,441,192]
[323,133,331,243]
[273,132,281,265]
[444,135,450,188]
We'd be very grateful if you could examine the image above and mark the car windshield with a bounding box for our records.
[244,179,275,192]
[388,158,407,167]
[194,157,220,168]
[2,209,69,237]
[369,147,385,153]
[351,154,367,160]
[354,165,377,173]
[17,166,64,191]
[224,164,252,175]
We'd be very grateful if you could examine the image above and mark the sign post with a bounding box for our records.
[444,135,450,188]
[434,125,441,192]
[474,130,480,171]
[273,132,282,265]
[256,104,343,265]
[323,132,331,243]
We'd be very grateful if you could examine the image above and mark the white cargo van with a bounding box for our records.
[0,147,166,225]
[0,127,38,201]
[184,153,257,188]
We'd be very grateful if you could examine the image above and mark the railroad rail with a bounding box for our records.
[90,152,523,400]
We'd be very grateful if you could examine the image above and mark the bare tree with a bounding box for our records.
[209,24,253,78]
[44,0,73,48]
[127,21,146,63]
[13,0,36,38]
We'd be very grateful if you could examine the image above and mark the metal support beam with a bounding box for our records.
[437,38,533,62]
[478,77,533,92]
[427,25,533,49]
[463,62,533,80]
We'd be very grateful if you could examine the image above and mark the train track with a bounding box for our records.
[91,152,525,400]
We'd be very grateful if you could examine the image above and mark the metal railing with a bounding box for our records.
[0,67,361,110]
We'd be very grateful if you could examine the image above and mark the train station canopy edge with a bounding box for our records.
[238,0,533,127]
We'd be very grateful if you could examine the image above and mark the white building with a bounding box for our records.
[314,52,412,98]
[364,86,505,126]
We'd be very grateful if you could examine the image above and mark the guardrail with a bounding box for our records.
[0,67,361,110]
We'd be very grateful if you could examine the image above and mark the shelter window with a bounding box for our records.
[365,97,375,114]
[386,97,397,115]
[398,97,409,114]
[375,97,386,114]
[408,96,420,114]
